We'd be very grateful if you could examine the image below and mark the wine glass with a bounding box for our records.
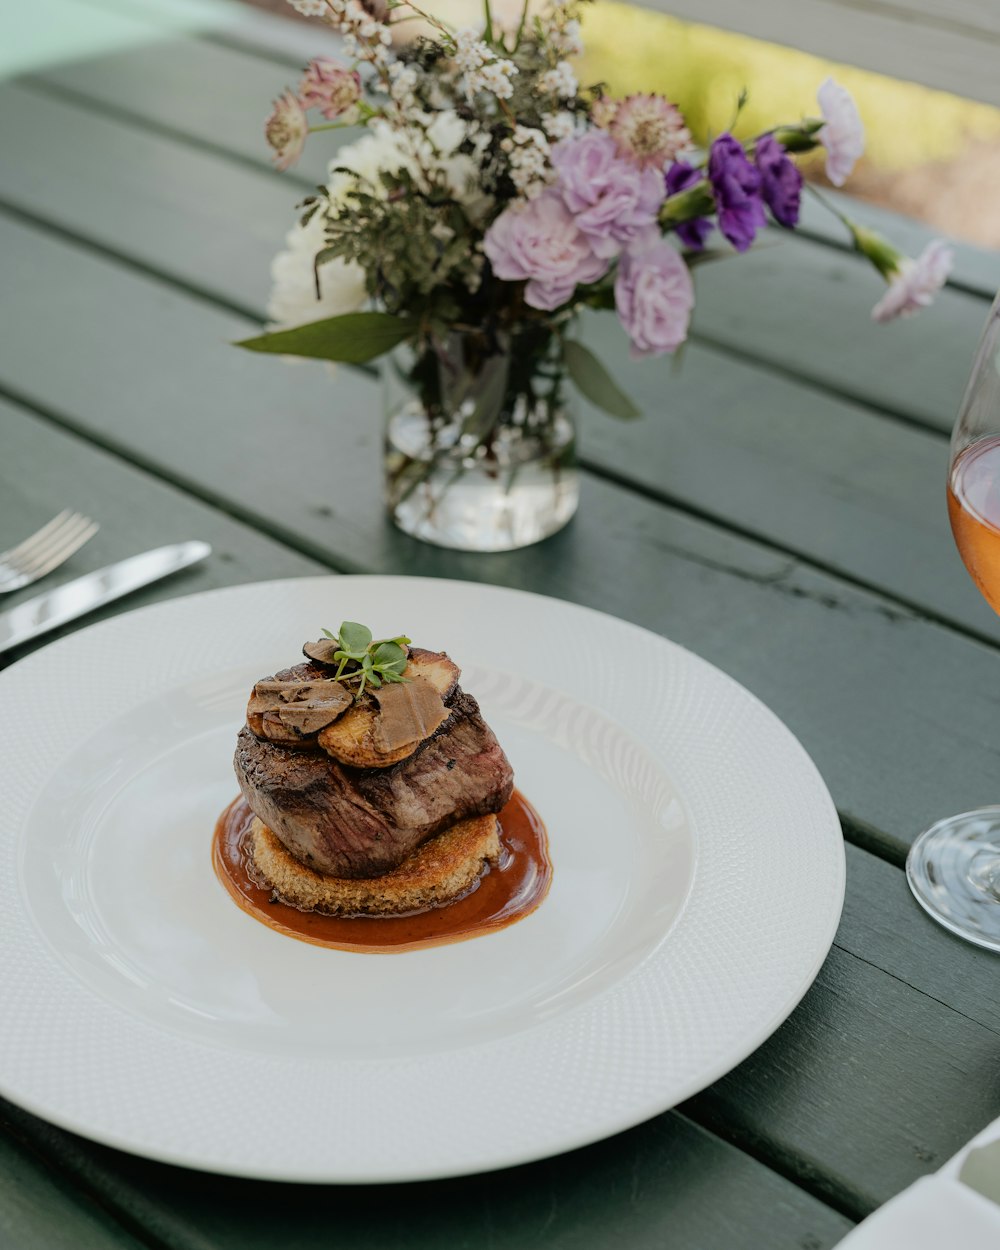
[907,292,1000,949]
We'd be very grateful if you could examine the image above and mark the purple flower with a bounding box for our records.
[754,133,802,228]
[483,191,608,311]
[708,133,766,253]
[664,160,713,250]
[614,232,694,359]
[551,132,664,260]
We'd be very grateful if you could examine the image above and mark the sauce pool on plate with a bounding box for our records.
[213,791,551,953]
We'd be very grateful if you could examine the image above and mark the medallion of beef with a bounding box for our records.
[234,688,514,879]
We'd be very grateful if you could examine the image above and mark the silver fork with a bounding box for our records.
[0,511,100,594]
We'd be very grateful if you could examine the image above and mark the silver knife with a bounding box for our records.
[0,541,211,655]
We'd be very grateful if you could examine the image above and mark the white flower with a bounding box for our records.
[871,240,954,323]
[389,62,419,108]
[551,18,583,56]
[503,125,554,199]
[426,109,468,155]
[267,210,366,330]
[817,77,864,187]
[538,60,578,99]
[542,111,575,141]
[287,0,328,14]
[453,28,490,74]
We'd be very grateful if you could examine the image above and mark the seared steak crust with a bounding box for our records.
[234,689,514,878]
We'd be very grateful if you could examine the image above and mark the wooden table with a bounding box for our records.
[3,2,1000,1245]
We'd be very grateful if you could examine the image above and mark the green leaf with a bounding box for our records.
[373,641,407,673]
[235,312,419,364]
[339,621,372,654]
[563,340,642,420]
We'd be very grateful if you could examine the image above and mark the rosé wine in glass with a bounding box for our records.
[908,293,1000,950]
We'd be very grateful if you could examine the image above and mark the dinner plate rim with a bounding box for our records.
[0,574,846,1182]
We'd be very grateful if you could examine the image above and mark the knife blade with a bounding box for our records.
[0,541,211,655]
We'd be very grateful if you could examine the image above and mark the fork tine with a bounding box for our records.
[12,514,96,577]
[14,519,99,582]
[0,510,75,565]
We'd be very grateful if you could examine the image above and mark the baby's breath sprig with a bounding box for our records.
[321,622,411,698]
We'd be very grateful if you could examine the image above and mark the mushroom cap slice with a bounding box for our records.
[318,649,460,768]
[247,677,352,740]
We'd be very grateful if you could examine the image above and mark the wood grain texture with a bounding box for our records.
[0,396,324,670]
[0,1096,854,1250]
[0,1116,146,1250]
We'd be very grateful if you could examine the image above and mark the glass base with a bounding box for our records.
[906,806,1000,951]
[385,408,578,553]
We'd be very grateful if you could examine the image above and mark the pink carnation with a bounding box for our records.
[871,240,953,323]
[484,191,608,311]
[609,93,691,171]
[614,234,694,358]
[300,58,362,121]
[265,90,307,171]
[817,78,864,187]
[551,132,664,260]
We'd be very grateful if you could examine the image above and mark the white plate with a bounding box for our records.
[0,576,844,1182]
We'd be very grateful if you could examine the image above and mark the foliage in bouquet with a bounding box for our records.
[239,0,955,419]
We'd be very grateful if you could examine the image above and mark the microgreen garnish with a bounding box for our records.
[321,622,411,699]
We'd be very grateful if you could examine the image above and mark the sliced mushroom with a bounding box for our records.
[276,704,348,734]
[318,650,460,768]
[302,638,341,665]
[371,679,449,753]
[247,678,352,739]
[261,710,313,746]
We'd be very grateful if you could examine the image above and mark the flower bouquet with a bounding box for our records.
[239,0,953,551]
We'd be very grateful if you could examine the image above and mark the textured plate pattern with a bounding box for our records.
[0,577,844,1181]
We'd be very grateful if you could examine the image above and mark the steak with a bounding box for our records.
[233,689,514,879]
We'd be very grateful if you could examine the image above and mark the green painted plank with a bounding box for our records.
[0,0,247,81]
[0,397,323,668]
[0,83,995,651]
[795,190,1000,302]
[0,1116,145,1250]
[0,81,295,317]
[838,843,1000,1036]
[0,1099,854,1250]
[686,232,984,431]
[19,8,337,190]
[685,940,1000,1214]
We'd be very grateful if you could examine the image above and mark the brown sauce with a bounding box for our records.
[212,791,551,953]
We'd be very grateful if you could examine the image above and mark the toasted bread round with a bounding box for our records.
[248,813,500,916]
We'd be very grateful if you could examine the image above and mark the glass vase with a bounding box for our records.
[383,327,579,552]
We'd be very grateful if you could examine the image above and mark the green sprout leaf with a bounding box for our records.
[338,621,373,654]
[317,621,412,701]
[372,641,407,674]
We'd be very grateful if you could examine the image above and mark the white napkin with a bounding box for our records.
[836,1119,1000,1248]
[836,1177,1000,1248]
